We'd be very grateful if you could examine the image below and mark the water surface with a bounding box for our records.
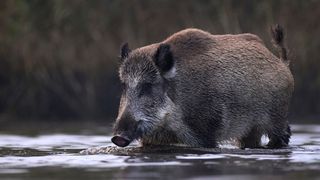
[0,124,320,179]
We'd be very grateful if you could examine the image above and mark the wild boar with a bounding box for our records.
[112,25,294,149]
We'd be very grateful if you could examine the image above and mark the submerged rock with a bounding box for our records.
[79,145,292,155]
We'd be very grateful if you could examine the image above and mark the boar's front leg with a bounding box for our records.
[239,126,263,149]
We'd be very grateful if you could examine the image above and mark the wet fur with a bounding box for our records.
[116,27,293,149]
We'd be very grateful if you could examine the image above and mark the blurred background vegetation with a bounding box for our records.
[0,0,319,124]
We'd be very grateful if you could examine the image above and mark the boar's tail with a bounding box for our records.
[271,24,289,66]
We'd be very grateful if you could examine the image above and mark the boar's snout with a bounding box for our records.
[112,113,140,147]
[111,135,132,147]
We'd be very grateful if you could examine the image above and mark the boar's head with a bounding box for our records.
[112,43,176,147]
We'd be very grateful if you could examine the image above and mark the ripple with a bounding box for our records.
[0,154,190,169]
[0,124,320,178]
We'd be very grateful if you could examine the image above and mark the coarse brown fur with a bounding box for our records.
[113,26,294,149]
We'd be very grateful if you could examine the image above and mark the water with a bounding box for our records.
[0,124,320,179]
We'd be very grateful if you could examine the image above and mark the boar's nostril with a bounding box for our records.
[111,135,131,147]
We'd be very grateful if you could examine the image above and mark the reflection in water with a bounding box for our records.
[0,125,319,179]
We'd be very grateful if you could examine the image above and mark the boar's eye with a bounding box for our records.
[121,82,127,91]
[139,83,153,97]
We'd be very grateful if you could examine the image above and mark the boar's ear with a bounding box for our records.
[120,42,131,61]
[153,44,175,74]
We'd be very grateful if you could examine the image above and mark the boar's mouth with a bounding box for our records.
[111,135,132,147]
[112,120,146,147]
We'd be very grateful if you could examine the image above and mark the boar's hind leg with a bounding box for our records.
[267,122,291,149]
[267,97,291,149]
[239,126,262,149]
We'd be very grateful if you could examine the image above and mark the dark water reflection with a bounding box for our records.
[0,124,319,179]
